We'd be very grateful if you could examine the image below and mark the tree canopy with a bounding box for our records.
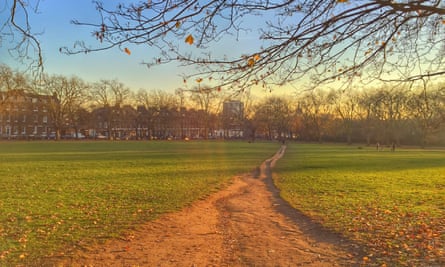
[3,1,445,92]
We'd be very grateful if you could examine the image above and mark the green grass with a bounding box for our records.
[0,140,279,265]
[274,143,445,266]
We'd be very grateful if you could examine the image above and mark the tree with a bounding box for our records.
[356,90,379,145]
[1,0,43,75]
[40,75,88,140]
[58,0,445,92]
[297,89,335,142]
[5,1,445,92]
[188,85,221,138]
[332,89,359,144]
[135,89,179,139]
[91,79,130,139]
[0,66,32,115]
[407,82,445,147]
[368,87,409,145]
[253,96,293,140]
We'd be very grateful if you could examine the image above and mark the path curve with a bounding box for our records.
[60,146,363,266]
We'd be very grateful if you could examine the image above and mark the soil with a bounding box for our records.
[59,146,364,266]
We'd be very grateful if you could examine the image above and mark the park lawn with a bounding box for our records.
[274,143,445,266]
[0,140,279,265]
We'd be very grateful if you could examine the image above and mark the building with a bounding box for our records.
[0,90,54,139]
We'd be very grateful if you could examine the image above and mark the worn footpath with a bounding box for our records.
[59,146,363,266]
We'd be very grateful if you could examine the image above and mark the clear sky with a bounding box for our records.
[2,1,186,92]
[1,0,292,96]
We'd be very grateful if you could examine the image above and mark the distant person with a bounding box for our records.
[376,142,380,151]
[391,142,395,152]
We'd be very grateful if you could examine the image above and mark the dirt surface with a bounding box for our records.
[60,146,364,266]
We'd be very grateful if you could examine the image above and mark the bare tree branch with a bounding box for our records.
[59,0,445,91]
[1,0,44,75]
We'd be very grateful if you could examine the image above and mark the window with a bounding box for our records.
[42,116,48,124]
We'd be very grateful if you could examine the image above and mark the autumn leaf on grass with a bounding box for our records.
[185,34,194,45]
[124,47,131,55]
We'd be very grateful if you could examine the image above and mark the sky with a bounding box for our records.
[1,0,292,96]
[2,0,189,92]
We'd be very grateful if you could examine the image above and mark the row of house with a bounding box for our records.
[0,90,245,140]
[0,90,54,139]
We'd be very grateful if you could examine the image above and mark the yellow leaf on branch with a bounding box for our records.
[124,47,131,55]
[247,58,255,67]
[185,34,194,45]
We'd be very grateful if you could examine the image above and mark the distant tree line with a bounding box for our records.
[1,65,444,146]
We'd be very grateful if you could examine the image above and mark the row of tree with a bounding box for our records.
[260,86,445,147]
[1,65,445,146]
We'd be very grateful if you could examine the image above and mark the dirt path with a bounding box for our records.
[61,146,363,266]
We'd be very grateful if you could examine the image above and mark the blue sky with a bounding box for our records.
[2,0,294,96]
[2,0,190,92]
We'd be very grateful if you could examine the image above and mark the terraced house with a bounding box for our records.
[0,90,54,139]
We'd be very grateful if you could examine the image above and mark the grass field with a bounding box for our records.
[0,140,279,265]
[274,143,445,266]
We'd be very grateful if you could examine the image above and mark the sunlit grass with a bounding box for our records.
[274,143,445,266]
[0,140,279,265]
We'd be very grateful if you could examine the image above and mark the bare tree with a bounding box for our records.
[296,89,336,142]
[0,65,32,138]
[59,0,445,92]
[1,0,43,75]
[188,85,221,138]
[332,89,359,145]
[91,79,131,139]
[253,96,293,140]
[0,65,32,94]
[407,82,445,147]
[40,75,88,140]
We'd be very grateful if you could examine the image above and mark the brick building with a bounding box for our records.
[0,90,54,139]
